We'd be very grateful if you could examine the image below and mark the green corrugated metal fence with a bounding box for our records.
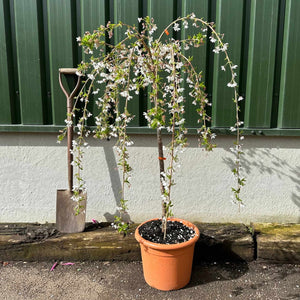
[0,0,299,135]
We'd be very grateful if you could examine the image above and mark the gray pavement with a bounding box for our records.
[0,261,299,300]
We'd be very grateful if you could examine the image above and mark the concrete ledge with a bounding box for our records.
[1,222,299,263]
[0,223,140,261]
[195,223,254,262]
[252,223,300,264]
[0,222,254,262]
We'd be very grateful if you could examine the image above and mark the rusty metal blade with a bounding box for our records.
[56,190,86,233]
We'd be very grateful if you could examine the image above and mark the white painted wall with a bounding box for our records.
[0,132,299,224]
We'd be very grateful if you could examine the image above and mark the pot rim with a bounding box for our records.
[135,217,200,250]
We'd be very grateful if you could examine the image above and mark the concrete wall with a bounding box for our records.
[0,132,299,224]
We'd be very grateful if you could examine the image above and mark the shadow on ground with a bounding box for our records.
[188,261,249,288]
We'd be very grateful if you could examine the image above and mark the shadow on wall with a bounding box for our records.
[2,133,298,222]
[57,133,300,223]
[222,136,300,222]
[98,134,211,223]
[102,143,132,224]
[98,134,238,223]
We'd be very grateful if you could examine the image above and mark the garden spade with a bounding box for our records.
[56,68,86,233]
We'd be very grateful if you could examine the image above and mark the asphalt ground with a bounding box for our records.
[0,260,299,300]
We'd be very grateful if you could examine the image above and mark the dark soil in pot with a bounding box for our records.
[138,219,196,244]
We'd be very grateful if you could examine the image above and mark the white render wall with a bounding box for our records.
[0,132,299,224]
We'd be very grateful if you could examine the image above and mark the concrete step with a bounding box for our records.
[0,223,139,261]
[1,222,299,263]
[0,222,254,262]
[251,223,300,264]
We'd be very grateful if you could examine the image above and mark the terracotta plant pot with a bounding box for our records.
[135,218,200,291]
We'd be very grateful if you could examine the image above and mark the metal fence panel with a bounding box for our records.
[212,0,244,128]
[278,0,300,128]
[244,0,279,128]
[182,0,209,128]
[0,0,12,124]
[81,0,106,126]
[15,0,45,124]
[0,0,299,134]
[114,0,141,126]
[48,0,75,125]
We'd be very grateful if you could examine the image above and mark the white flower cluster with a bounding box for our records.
[64,119,72,127]
[65,14,246,224]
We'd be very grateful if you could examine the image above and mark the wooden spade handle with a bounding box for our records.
[58,69,82,191]
[59,68,78,75]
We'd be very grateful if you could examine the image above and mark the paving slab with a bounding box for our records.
[0,261,299,300]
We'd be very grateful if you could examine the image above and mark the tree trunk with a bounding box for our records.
[157,128,167,238]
